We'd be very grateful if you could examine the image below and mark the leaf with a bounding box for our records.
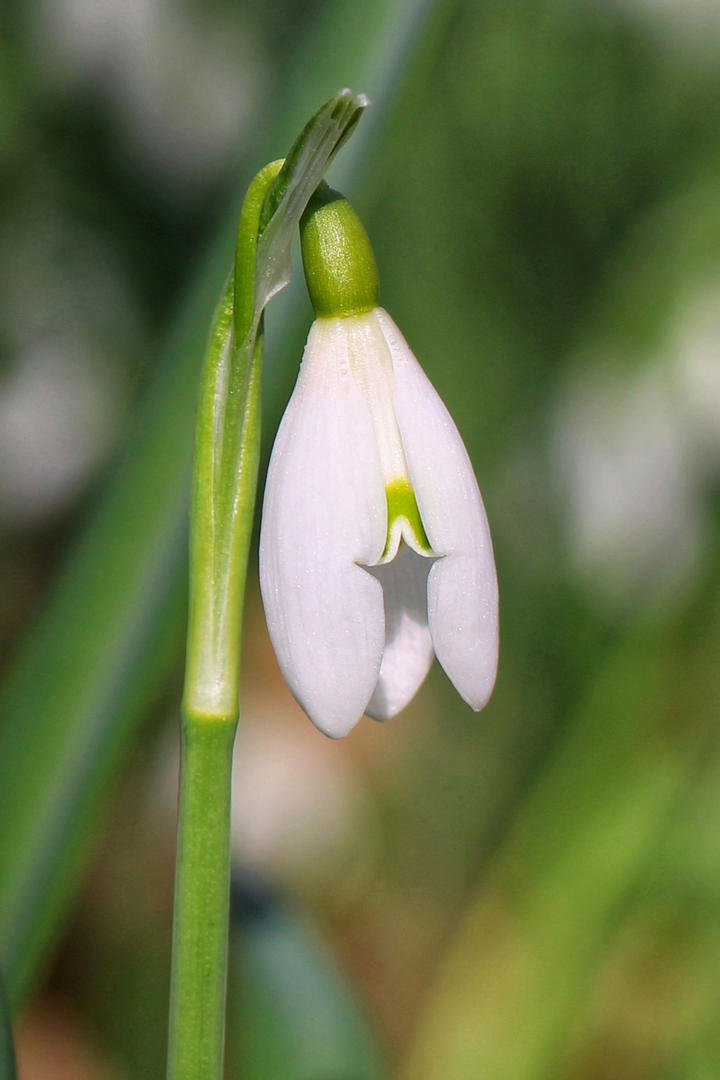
[226,877,382,1080]
[399,620,720,1080]
[0,978,17,1080]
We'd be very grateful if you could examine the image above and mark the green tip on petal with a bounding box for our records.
[382,478,432,560]
[300,184,379,318]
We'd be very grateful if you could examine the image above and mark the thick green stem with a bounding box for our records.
[167,715,237,1080]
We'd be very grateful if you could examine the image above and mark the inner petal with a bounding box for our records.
[343,313,437,567]
[379,477,435,563]
[343,312,410,486]
[364,544,438,721]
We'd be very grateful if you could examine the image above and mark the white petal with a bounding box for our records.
[376,309,499,710]
[365,546,436,721]
[259,318,387,738]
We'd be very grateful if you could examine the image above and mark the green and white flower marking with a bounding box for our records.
[259,188,498,737]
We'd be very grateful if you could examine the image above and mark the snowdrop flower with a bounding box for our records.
[259,187,498,737]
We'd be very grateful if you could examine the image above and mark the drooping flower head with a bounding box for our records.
[259,185,498,737]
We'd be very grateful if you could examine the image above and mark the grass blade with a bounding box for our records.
[0,978,17,1080]
[227,878,382,1079]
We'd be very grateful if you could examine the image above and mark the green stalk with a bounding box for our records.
[0,975,17,1080]
[166,91,370,1080]
[182,164,282,725]
[167,164,278,1080]
[167,717,236,1080]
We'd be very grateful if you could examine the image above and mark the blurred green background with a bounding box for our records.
[2,0,720,1077]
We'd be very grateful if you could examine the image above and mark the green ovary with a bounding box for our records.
[382,478,433,559]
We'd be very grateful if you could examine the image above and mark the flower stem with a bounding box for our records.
[167,713,236,1080]
[166,90,370,1080]
[167,166,277,1080]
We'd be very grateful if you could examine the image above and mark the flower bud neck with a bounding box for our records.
[300,184,379,318]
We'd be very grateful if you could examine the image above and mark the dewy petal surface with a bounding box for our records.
[259,318,387,738]
[376,309,499,710]
[365,545,436,721]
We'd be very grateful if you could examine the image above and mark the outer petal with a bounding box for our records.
[365,546,435,721]
[376,309,499,710]
[259,318,387,737]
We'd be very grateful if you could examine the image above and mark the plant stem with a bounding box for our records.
[167,163,280,1080]
[167,713,236,1080]
[183,163,283,724]
[166,93,370,1079]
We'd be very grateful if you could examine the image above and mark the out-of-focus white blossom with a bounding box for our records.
[551,360,703,610]
[28,0,265,196]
